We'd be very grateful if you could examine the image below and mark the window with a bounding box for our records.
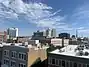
[11,61,16,67]
[52,58,55,64]
[4,59,9,65]
[19,53,21,58]
[74,62,77,67]
[4,50,9,57]
[56,59,58,65]
[66,61,69,67]
[48,57,51,64]
[18,53,26,60]
[19,63,26,67]
[83,64,86,67]
[62,60,65,67]
[11,51,17,58]
[70,61,73,67]
[78,63,82,67]
[59,59,61,66]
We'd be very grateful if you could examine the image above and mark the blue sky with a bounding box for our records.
[0,0,89,37]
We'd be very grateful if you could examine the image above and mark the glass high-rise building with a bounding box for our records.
[7,27,18,39]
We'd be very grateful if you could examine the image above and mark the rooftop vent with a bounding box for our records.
[76,51,83,56]
[77,47,84,51]
[59,49,64,53]
[11,43,15,46]
[25,45,28,47]
[79,51,83,56]
[84,52,89,56]
[21,44,25,46]
[85,46,89,49]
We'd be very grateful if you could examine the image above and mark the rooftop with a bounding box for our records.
[0,43,49,50]
[50,44,89,59]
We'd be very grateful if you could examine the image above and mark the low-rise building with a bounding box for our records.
[0,43,48,67]
[51,38,69,47]
[48,44,89,67]
[17,36,32,43]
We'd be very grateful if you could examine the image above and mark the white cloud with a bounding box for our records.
[70,3,89,25]
[0,0,66,29]
[66,3,89,35]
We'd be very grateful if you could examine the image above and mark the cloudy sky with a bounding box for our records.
[0,0,89,36]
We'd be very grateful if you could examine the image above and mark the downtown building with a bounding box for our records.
[7,28,18,39]
[31,28,56,44]
[48,44,89,67]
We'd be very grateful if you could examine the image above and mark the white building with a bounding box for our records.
[51,38,69,47]
[43,28,56,38]
[48,44,89,67]
[7,28,18,39]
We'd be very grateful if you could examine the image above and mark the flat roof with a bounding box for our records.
[50,45,89,59]
[0,43,49,50]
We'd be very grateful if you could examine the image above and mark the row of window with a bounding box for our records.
[4,59,26,67]
[48,57,89,67]
[4,50,26,61]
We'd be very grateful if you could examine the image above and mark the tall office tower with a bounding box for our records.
[43,30,46,36]
[7,27,18,39]
[45,28,56,38]
[51,29,56,38]
[46,28,51,38]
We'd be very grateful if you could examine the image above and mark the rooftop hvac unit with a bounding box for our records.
[76,51,83,56]
[59,50,65,53]
[85,46,89,49]
[11,43,15,46]
[59,50,62,53]
[79,51,83,56]
[74,48,77,52]
[77,47,84,51]
[21,44,25,46]
[84,52,89,56]
[25,45,28,47]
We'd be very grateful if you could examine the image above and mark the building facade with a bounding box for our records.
[0,31,7,42]
[7,28,18,39]
[1,43,47,67]
[0,46,3,67]
[45,28,56,38]
[51,29,56,38]
[58,33,70,39]
[48,45,89,67]
[51,38,69,47]
[17,36,32,43]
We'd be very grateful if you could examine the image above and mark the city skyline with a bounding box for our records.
[0,0,89,36]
